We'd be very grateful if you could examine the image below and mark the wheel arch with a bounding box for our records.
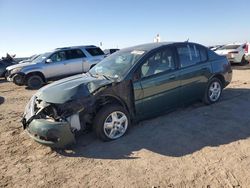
[209,74,226,88]
[95,94,131,115]
[25,71,46,83]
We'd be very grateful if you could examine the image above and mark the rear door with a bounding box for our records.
[133,46,181,119]
[176,43,212,104]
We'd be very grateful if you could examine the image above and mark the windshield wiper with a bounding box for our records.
[101,74,112,80]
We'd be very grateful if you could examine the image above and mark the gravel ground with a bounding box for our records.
[1,64,250,188]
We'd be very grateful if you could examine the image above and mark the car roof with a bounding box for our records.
[54,45,98,51]
[122,42,173,52]
[120,42,203,52]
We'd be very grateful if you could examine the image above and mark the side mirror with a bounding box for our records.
[46,59,52,63]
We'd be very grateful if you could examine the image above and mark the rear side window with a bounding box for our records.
[86,47,104,56]
[177,44,199,67]
[199,46,208,62]
[65,49,86,60]
[177,44,208,67]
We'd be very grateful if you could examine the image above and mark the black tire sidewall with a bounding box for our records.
[204,78,222,105]
[240,55,247,66]
[27,75,43,89]
[93,104,130,141]
[13,74,24,86]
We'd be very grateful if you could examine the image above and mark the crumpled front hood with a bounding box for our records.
[36,73,112,104]
[6,61,38,71]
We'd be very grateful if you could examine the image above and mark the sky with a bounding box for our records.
[0,0,250,57]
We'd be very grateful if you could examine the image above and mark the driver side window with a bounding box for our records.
[140,48,175,78]
[50,51,66,63]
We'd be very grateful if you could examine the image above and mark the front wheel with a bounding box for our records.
[203,78,222,105]
[26,75,44,89]
[13,74,24,86]
[93,104,130,141]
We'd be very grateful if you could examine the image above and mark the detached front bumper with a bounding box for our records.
[22,96,76,148]
[23,118,75,148]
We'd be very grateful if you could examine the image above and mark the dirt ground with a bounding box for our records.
[1,64,250,188]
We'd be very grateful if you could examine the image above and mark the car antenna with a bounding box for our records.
[185,38,189,43]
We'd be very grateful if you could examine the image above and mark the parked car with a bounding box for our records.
[215,43,249,65]
[22,42,232,148]
[104,48,120,56]
[6,45,105,89]
[0,54,16,78]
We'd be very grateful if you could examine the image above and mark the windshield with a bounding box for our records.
[32,52,51,64]
[89,49,145,80]
[220,45,240,50]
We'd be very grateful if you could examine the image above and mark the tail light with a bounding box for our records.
[244,44,249,53]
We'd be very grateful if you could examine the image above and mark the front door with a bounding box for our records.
[43,51,69,79]
[133,47,181,119]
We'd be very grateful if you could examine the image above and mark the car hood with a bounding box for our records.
[35,73,112,104]
[6,61,38,71]
[215,49,238,55]
[19,60,31,64]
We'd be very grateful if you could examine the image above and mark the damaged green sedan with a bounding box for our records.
[22,42,232,148]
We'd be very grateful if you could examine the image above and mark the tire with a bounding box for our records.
[13,74,24,86]
[26,75,44,89]
[93,104,130,141]
[203,78,222,105]
[240,55,248,66]
[3,71,8,80]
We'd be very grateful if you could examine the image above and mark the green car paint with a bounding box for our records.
[27,119,75,148]
[22,42,232,148]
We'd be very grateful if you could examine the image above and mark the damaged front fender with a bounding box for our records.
[27,119,75,148]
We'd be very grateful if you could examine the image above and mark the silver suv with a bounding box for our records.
[6,45,105,89]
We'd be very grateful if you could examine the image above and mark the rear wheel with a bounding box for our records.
[203,78,222,105]
[240,55,248,66]
[26,75,44,89]
[93,104,130,141]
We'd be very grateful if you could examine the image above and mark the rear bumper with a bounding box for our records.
[226,54,242,63]
[224,67,233,87]
[227,57,241,63]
